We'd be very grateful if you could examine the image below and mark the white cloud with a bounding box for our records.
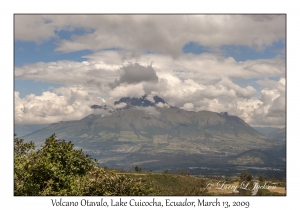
[15,51,285,91]
[108,83,145,103]
[14,89,107,124]
[14,76,286,126]
[181,103,195,111]
[156,102,170,108]
[217,77,257,99]
[145,94,155,103]
[113,102,127,109]
[15,54,286,126]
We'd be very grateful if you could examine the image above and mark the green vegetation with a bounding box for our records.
[240,171,253,182]
[134,165,142,172]
[237,171,254,196]
[14,134,157,196]
[258,174,266,182]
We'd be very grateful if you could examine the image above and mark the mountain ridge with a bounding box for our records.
[267,127,286,141]
[20,95,285,171]
[114,94,170,108]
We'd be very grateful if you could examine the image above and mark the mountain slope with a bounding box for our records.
[228,149,282,165]
[14,124,49,137]
[267,127,286,141]
[21,95,284,169]
[253,127,281,135]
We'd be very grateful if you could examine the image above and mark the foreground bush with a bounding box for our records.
[14,134,156,196]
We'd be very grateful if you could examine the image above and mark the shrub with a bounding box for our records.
[14,134,156,196]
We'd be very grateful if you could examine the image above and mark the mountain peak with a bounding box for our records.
[114,94,169,108]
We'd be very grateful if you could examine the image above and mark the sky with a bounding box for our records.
[14,15,286,127]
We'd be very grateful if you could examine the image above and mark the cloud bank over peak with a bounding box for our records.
[14,15,286,127]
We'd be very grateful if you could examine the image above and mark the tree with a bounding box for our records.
[258,175,266,183]
[134,165,141,172]
[238,171,253,196]
[240,171,252,182]
[14,134,96,195]
[14,134,157,196]
[14,134,37,195]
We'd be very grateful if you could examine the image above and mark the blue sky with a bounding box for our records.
[183,41,285,61]
[15,38,92,98]
[15,28,94,66]
[14,15,286,127]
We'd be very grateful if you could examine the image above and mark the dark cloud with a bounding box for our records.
[110,63,158,89]
[120,63,158,84]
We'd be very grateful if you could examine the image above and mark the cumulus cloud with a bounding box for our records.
[15,51,285,91]
[145,94,155,103]
[14,54,286,126]
[113,102,127,109]
[248,77,286,126]
[108,83,145,103]
[14,89,108,124]
[155,77,285,127]
[14,76,286,126]
[181,103,195,111]
[217,77,257,99]
[156,102,170,108]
